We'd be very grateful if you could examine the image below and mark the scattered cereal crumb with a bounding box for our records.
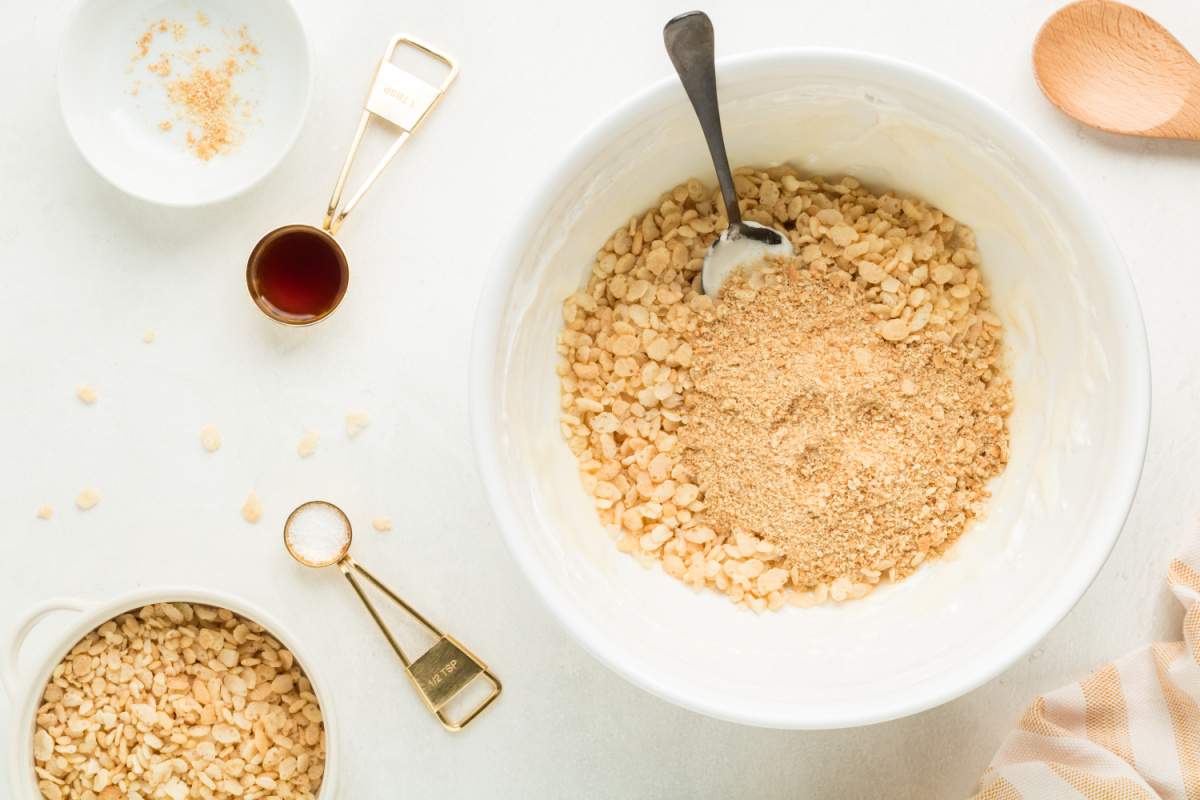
[172,21,186,41]
[371,517,392,533]
[346,412,370,438]
[199,424,222,452]
[196,10,209,26]
[76,385,97,405]
[241,492,262,524]
[297,431,319,458]
[36,505,53,520]
[142,329,156,343]
[75,489,100,510]
[158,120,173,131]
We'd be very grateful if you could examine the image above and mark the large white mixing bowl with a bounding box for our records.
[470,50,1150,729]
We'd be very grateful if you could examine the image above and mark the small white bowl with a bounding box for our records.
[3,588,339,798]
[58,0,312,206]
[470,50,1151,729]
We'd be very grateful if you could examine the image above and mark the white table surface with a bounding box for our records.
[2,0,1198,797]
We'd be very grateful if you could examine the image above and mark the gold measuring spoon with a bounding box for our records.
[246,35,458,325]
[1034,0,1200,140]
[283,501,500,731]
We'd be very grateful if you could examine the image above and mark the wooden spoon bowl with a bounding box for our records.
[1033,0,1200,139]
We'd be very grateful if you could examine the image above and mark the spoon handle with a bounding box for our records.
[337,555,502,732]
[663,11,742,227]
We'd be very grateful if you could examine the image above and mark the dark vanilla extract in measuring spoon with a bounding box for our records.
[247,226,348,324]
[244,35,458,326]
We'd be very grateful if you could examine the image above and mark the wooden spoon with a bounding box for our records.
[1033,0,1200,139]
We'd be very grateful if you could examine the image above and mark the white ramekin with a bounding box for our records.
[58,0,313,206]
[3,587,339,798]
[470,50,1150,729]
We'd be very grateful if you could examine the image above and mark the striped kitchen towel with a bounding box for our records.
[972,545,1200,799]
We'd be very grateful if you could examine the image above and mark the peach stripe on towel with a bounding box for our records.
[972,545,1200,800]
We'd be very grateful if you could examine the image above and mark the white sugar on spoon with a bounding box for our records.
[284,501,352,567]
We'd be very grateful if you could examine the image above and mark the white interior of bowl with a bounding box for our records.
[58,0,310,205]
[473,51,1149,729]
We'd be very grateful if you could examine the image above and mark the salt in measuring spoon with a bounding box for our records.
[283,501,501,731]
[246,35,458,325]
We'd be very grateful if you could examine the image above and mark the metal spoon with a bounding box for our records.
[1033,0,1200,140]
[663,11,793,295]
[282,500,501,732]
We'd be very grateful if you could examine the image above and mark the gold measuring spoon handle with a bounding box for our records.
[323,35,459,236]
[337,555,501,732]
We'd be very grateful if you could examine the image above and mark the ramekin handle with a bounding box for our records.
[0,599,87,702]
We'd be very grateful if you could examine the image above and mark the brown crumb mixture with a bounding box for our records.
[237,25,260,56]
[147,53,171,76]
[169,58,242,160]
[129,12,259,161]
[557,168,1012,611]
[682,263,1010,597]
[133,18,169,61]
